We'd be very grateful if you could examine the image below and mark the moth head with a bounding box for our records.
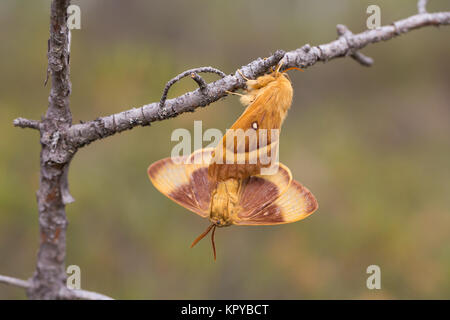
[273,63,304,82]
[211,218,232,228]
[209,201,234,227]
[246,74,277,90]
[245,64,303,91]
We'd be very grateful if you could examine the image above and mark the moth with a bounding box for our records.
[148,65,318,260]
[209,64,302,181]
[148,149,318,260]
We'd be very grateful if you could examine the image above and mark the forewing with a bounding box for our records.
[234,177,318,226]
[209,88,282,180]
[234,164,292,221]
[148,149,216,217]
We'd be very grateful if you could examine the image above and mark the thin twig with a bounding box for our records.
[0,274,30,289]
[159,67,227,110]
[0,274,114,300]
[13,118,41,130]
[59,287,114,300]
[336,24,374,67]
[190,72,208,91]
[418,0,428,14]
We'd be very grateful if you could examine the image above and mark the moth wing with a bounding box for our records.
[231,163,292,221]
[230,87,281,132]
[148,148,216,217]
[234,170,318,225]
[209,89,282,180]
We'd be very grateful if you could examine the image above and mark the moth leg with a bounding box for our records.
[276,61,284,73]
[225,90,246,97]
[239,94,255,107]
[261,57,275,72]
[225,90,255,107]
[237,69,251,81]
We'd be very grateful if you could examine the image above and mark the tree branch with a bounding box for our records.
[0,274,30,289]
[190,73,208,92]
[159,67,227,109]
[336,24,374,67]
[59,288,114,300]
[67,9,450,148]
[26,0,75,300]
[418,0,428,14]
[0,274,113,300]
[13,117,41,130]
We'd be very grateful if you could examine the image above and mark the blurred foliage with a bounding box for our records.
[0,0,449,299]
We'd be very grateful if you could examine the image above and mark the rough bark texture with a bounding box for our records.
[27,0,73,300]
[1,0,449,299]
[66,11,450,149]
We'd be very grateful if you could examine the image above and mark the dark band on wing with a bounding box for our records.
[235,179,318,225]
[168,183,201,213]
[190,167,216,212]
[238,204,285,225]
[148,153,215,218]
[238,176,280,217]
[167,167,216,215]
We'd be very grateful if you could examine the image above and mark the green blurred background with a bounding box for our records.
[0,0,449,299]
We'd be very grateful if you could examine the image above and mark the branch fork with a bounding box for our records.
[158,66,227,118]
[336,24,374,66]
[13,117,41,130]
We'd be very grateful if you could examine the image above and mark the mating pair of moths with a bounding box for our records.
[148,64,318,260]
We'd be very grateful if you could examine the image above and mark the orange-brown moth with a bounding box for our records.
[148,65,318,260]
[209,64,297,181]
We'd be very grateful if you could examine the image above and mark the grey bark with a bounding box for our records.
[25,0,74,300]
[418,0,429,14]
[66,10,450,148]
